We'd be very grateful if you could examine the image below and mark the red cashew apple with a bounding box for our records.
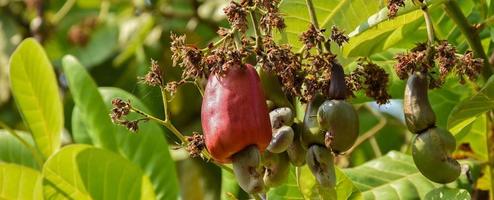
[201,64,272,163]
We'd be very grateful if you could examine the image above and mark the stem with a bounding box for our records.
[130,107,186,142]
[305,0,324,53]
[443,0,493,79]
[51,0,76,24]
[129,106,234,172]
[200,29,236,52]
[421,5,436,44]
[98,0,110,22]
[160,87,170,122]
[369,137,382,157]
[0,121,44,167]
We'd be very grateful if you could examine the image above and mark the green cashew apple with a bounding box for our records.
[412,127,461,183]
[267,125,294,153]
[317,100,359,153]
[301,96,325,147]
[270,107,294,129]
[232,145,265,193]
[287,123,307,166]
[404,72,436,133]
[306,145,336,188]
[263,152,290,187]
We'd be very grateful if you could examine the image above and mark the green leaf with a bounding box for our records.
[0,130,39,169]
[424,187,471,200]
[268,166,361,200]
[344,151,452,199]
[71,107,93,145]
[267,167,304,200]
[62,55,118,151]
[9,38,63,159]
[447,75,494,133]
[277,0,382,51]
[98,87,179,200]
[64,55,179,199]
[42,144,156,200]
[0,163,43,199]
[221,168,240,200]
[343,11,424,57]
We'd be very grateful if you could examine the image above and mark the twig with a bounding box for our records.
[51,0,76,24]
[129,106,234,172]
[421,5,436,44]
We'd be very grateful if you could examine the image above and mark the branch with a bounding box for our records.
[443,0,493,80]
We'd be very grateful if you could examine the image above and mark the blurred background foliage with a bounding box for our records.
[1,0,493,199]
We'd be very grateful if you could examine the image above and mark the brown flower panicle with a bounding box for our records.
[223,1,248,32]
[434,41,457,84]
[186,133,205,158]
[261,37,303,98]
[330,26,349,47]
[348,59,391,105]
[300,24,325,50]
[140,59,164,87]
[456,51,483,84]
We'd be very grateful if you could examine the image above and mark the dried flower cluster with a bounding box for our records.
[387,0,405,18]
[186,133,205,158]
[223,1,248,32]
[347,59,391,105]
[395,41,483,88]
[330,26,349,47]
[110,98,145,132]
[139,59,164,87]
[260,37,303,98]
[256,0,286,33]
[300,24,325,50]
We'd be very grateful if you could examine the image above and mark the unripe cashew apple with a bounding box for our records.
[412,127,461,183]
[201,64,272,163]
[404,72,436,134]
[306,145,336,188]
[317,100,359,153]
[301,96,325,148]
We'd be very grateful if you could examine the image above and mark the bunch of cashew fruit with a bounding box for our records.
[201,62,359,194]
[201,54,463,194]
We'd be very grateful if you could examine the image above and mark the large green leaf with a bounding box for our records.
[0,130,39,169]
[62,55,118,151]
[424,187,471,200]
[447,75,494,133]
[64,55,179,199]
[277,0,382,51]
[98,87,179,200]
[0,163,43,199]
[343,151,469,200]
[71,107,93,145]
[9,38,63,159]
[268,166,361,200]
[42,144,156,200]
